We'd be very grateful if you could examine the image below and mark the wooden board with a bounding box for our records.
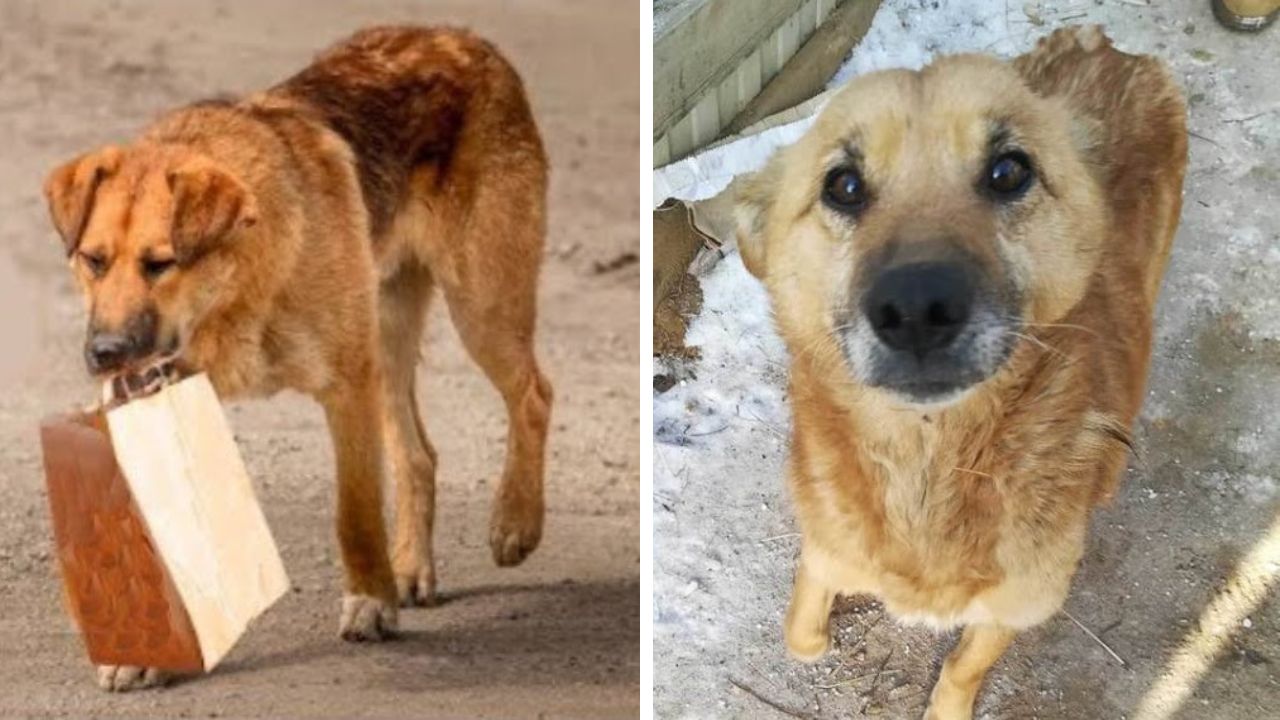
[42,374,288,672]
[105,374,289,670]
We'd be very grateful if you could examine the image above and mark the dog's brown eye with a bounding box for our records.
[79,252,107,278]
[986,152,1034,198]
[142,257,176,279]
[823,167,868,213]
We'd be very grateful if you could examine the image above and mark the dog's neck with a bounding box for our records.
[790,339,1077,494]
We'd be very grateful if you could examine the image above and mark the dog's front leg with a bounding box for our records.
[923,623,1016,720]
[321,376,398,641]
[784,553,835,662]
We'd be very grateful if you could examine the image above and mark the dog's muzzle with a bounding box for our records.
[840,260,1015,404]
[84,308,163,376]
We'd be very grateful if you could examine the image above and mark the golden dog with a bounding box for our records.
[44,26,552,690]
[734,27,1186,718]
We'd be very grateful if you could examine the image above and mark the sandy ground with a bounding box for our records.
[0,1,639,718]
[654,1,1280,718]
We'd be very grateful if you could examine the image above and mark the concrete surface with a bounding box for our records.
[0,0,639,717]
[653,1,1280,718]
[653,0,707,37]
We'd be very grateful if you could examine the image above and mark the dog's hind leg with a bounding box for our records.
[378,263,440,606]
[784,555,835,662]
[437,254,552,568]
[924,624,1017,720]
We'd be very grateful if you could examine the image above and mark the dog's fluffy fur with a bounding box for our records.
[45,26,552,689]
[735,27,1186,718]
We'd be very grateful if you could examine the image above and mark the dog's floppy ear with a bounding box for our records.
[43,146,123,255]
[733,151,785,279]
[167,159,259,264]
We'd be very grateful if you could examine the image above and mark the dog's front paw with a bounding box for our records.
[922,702,972,720]
[489,496,543,567]
[339,593,398,642]
[784,622,831,663]
[922,681,975,720]
[396,567,437,608]
[96,665,168,692]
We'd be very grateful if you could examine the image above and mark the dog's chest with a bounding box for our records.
[185,313,332,399]
[797,426,1088,629]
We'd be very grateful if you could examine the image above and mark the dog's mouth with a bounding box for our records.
[104,355,184,401]
[874,377,980,406]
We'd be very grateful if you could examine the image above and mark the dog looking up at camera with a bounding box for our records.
[733,26,1186,719]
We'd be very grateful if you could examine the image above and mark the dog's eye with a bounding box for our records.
[142,257,176,279]
[822,167,869,213]
[79,252,107,278]
[985,152,1034,198]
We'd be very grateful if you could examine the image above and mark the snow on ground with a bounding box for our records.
[655,1,1280,718]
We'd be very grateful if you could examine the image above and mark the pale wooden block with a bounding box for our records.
[667,112,696,164]
[106,374,288,670]
[654,134,671,169]
[690,91,721,149]
[799,0,819,37]
[716,70,742,131]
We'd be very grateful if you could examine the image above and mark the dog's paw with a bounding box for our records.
[396,568,437,608]
[339,593,398,642]
[922,703,972,720]
[489,499,543,567]
[96,665,168,692]
[783,605,831,663]
[922,682,975,720]
[785,627,830,663]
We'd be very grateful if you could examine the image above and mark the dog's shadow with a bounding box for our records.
[214,578,639,692]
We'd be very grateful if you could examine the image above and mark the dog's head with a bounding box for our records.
[44,144,257,378]
[737,55,1105,406]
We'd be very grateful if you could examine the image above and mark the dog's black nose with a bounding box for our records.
[863,262,975,356]
[85,333,134,374]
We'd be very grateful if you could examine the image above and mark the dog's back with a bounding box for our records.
[271,26,546,242]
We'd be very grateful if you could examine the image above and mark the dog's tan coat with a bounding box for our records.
[45,26,552,688]
[735,27,1186,718]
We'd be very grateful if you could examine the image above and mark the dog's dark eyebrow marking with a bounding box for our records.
[839,141,863,167]
[989,123,1012,150]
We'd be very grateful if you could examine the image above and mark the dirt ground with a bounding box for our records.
[0,1,639,718]
[654,1,1280,719]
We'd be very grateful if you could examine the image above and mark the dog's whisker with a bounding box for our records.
[1007,331,1072,362]
[1020,321,1101,338]
[952,466,996,480]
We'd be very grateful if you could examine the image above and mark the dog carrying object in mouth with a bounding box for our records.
[733,26,1187,719]
[39,366,288,682]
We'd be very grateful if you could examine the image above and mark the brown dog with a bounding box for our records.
[734,27,1185,719]
[44,26,552,690]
